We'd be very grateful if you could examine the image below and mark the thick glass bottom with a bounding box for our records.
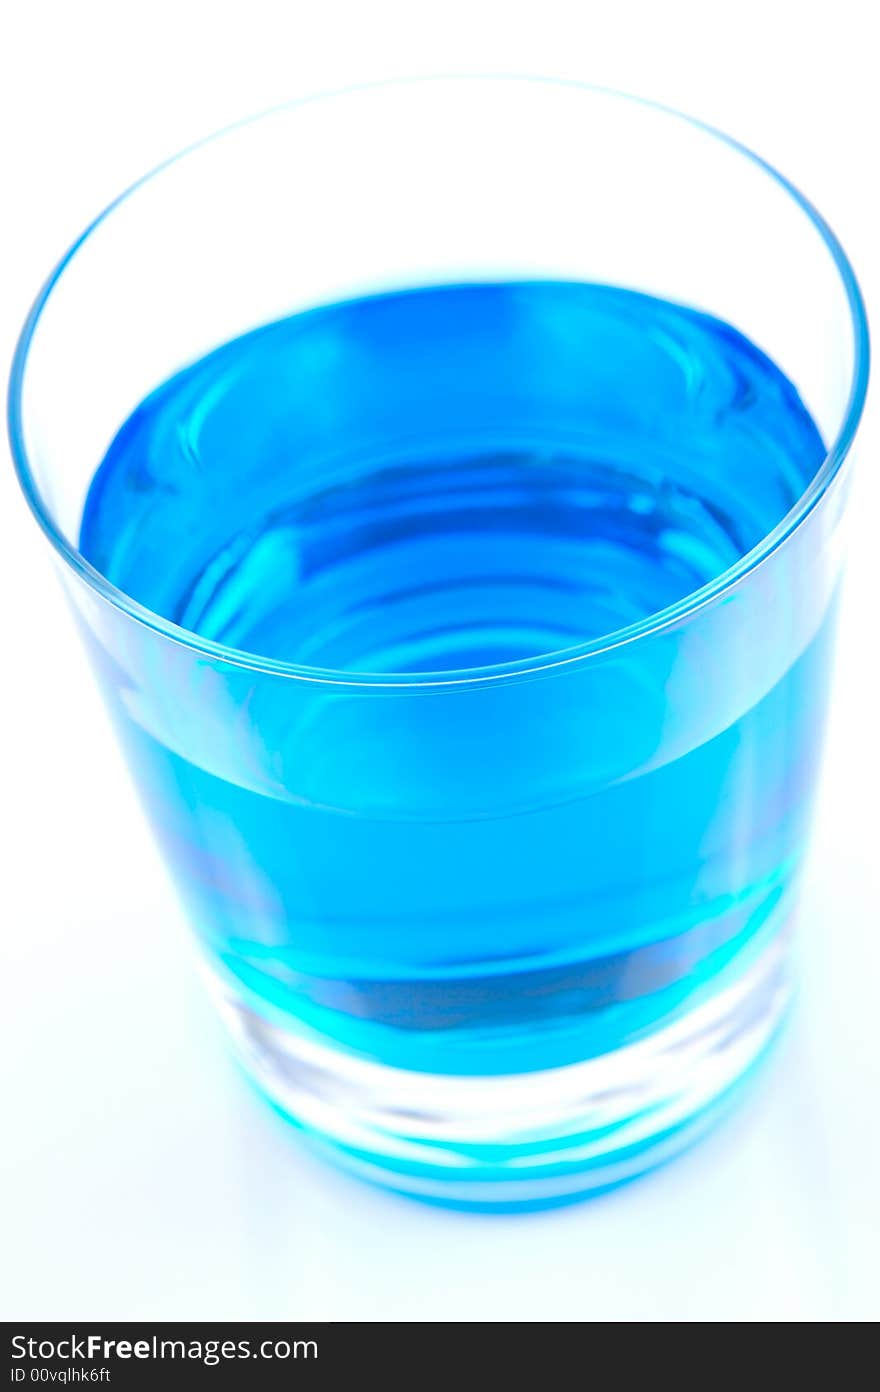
[207,927,791,1211]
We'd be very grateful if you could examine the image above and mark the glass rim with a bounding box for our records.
[7,74,870,690]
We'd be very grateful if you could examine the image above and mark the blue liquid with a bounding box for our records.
[80,282,828,1077]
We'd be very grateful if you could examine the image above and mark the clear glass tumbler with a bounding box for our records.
[8,79,868,1208]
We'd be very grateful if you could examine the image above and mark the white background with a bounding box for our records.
[1,0,878,1322]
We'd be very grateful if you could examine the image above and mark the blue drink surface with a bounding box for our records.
[80,282,828,1077]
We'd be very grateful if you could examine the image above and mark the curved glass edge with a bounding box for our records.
[6,75,870,692]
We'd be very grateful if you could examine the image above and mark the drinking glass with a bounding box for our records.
[8,79,868,1208]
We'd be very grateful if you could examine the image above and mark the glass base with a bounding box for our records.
[209,932,790,1211]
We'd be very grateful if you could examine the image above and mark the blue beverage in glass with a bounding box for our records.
[10,82,867,1208]
[81,281,825,1072]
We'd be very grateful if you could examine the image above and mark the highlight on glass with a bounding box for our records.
[8,79,868,1208]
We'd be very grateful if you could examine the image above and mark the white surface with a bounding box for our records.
[1,0,878,1322]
